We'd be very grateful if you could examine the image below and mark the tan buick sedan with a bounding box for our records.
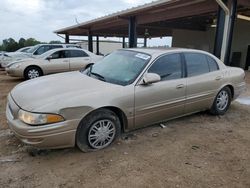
[6,48,246,152]
[6,48,102,79]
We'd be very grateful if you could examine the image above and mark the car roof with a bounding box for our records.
[124,47,213,56]
[47,48,84,53]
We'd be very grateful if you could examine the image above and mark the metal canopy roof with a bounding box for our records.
[54,0,250,38]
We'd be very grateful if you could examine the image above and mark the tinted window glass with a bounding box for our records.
[206,55,219,72]
[66,45,80,48]
[185,53,210,77]
[50,45,63,49]
[70,50,88,57]
[35,46,51,55]
[51,50,67,59]
[148,53,182,81]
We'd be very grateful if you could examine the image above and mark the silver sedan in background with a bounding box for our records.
[6,48,103,79]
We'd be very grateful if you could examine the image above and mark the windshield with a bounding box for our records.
[84,50,151,86]
[26,45,40,53]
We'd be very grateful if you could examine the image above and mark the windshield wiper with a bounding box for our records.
[87,65,106,81]
[90,72,106,81]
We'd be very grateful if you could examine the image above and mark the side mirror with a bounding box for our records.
[141,73,161,85]
[46,55,53,61]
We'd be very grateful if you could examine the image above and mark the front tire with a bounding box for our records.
[210,86,232,115]
[24,66,42,80]
[76,109,121,152]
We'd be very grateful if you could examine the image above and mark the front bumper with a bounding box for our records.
[5,67,23,77]
[6,95,80,149]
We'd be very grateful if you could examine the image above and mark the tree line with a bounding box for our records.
[0,38,62,52]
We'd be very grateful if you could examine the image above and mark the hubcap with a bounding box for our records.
[28,69,39,79]
[88,119,116,149]
[216,90,229,111]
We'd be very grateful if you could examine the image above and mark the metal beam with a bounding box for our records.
[65,34,69,43]
[88,31,93,52]
[128,16,137,48]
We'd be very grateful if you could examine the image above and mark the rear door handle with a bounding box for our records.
[215,76,222,81]
[176,84,185,89]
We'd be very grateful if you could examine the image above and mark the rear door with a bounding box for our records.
[134,53,186,128]
[184,52,223,113]
[45,50,70,74]
[69,50,91,71]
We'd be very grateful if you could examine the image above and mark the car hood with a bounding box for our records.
[11,71,122,112]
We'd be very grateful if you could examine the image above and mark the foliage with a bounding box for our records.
[0,38,62,52]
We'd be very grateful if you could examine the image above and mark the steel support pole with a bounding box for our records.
[88,31,93,52]
[96,36,99,55]
[65,34,69,43]
[122,37,126,48]
[144,37,147,47]
[224,0,237,65]
[129,16,137,48]
[214,1,227,58]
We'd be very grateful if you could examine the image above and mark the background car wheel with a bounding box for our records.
[76,109,121,152]
[24,66,42,80]
[210,86,232,115]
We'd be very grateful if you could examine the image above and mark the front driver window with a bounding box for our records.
[51,50,66,59]
[148,53,182,81]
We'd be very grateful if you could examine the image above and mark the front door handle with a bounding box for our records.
[215,76,222,81]
[63,60,69,62]
[176,84,184,89]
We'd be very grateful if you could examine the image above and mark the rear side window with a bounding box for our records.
[206,55,219,72]
[184,53,210,77]
[70,50,89,58]
[148,53,182,81]
[50,45,63,50]
[66,45,80,48]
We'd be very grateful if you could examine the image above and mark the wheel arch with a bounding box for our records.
[226,84,234,99]
[23,65,44,78]
[77,106,128,134]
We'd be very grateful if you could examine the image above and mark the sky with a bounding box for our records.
[0,0,172,46]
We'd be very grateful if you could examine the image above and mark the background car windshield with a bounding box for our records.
[89,50,151,86]
[26,45,40,53]
[38,50,54,59]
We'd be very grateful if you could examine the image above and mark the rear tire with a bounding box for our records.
[76,109,121,152]
[24,66,43,80]
[210,86,231,115]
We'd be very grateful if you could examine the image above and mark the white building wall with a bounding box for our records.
[231,19,250,68]
[172,28,215,53]
[172,19,250,69]
[78,41,123,55]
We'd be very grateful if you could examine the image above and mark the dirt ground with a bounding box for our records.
[0,70,250,188]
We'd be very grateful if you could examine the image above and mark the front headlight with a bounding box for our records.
[18,109,64,125]
[9,63,21,69]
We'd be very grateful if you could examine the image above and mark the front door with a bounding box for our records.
[45,50,70,74]
[134,53,186,128]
